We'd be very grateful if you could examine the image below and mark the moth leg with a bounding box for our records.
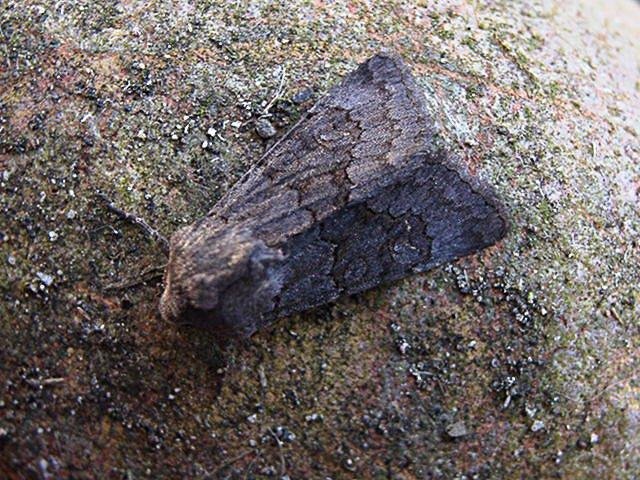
[96,191,169,292]
[103,264,166,291]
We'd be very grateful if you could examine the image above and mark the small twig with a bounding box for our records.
[212,449,256,475]
[609,307,625,329]
[104,264,167,291]
[589,372,639,403]
[261,65,287,116]
[267,428,286,477]
[26,378,65,388]
[244,449,262,480]
[259,365,268,392]
[96,192,170,255]
[41,377,65,385]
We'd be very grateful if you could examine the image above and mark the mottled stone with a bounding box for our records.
[255,118,277,139]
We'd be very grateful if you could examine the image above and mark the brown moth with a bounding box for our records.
[160,52,508,338]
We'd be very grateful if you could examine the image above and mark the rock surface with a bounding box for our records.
[1,0,638,478]
[254,118,277,139]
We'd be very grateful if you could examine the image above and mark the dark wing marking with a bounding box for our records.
[214,53,438,242]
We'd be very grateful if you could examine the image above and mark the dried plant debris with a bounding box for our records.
[160,52,508,337]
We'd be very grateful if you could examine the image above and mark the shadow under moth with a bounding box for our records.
[160,52,508,338]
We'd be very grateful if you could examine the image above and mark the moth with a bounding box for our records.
[160,52,508,338]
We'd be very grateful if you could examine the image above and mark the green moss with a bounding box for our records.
[461,35,478,50]
[436,26,456,40]
[537,199,555,224]
[546,80,562,99]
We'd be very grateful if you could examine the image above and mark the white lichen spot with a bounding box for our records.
[531,420,545,432]
[36,272,54,286]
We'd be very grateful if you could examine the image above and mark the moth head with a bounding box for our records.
[159,224,284,337]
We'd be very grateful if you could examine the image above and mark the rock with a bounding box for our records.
[531,420,545,432]
[445,421,469,439]
[2,0,639,478]
[255,118,277,139]
[292,88,313,104]
[305,413,323,423]
[36,272,54,287]
[261,466,277,476]
[398,339,410,355]
[275,425,296,442]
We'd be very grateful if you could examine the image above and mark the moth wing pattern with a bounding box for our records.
[272,153,508,320]
[216,53,438,231]
[160,52,508,337]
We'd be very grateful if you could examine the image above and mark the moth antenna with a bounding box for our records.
[96,191,170,255]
